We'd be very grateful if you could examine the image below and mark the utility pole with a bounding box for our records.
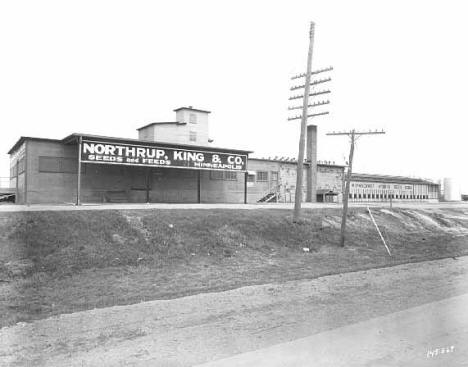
[326,129,385,246]
[289,22,332,222]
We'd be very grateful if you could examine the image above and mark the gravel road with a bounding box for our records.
[0,201,466,212]
[2,256,468,366]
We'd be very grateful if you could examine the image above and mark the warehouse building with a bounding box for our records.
[7,106,439,205]
[247,158,344,203]
[348,173,439,202]
[8,107,255,205]
[8,107,321,205]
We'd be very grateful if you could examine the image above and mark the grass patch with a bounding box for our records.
[1,207,467,327]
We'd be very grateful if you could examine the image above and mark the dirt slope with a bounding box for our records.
[0,207,467,327]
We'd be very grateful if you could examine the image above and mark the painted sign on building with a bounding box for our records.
[352,181,414,191]
[81,140,247,171]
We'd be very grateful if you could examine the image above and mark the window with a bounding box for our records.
[39,156,78,173]
[10,164,17,178]
[39,157,61,172]
[224,171,237,181]
[189,131,197,142]
[210,171,224,180]
[189,113,197,124]
[271,171,278,181]
[257,171,268,182]
[18,157,25,174]
[247,174,255,182]
[210,171,237,181]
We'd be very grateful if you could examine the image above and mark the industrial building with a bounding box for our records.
[7,106,440,205]
[348,173,439,202]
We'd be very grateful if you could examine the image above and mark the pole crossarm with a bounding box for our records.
[326,130,385,136]
[291,66,333,80]
[290,77,331,91]
[288,100,329,110]
[288,111,329,121]
[325,128,386,246]
[288,89,330,100]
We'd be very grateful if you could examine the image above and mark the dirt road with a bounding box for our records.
[196,293,468,366]
[0,201,466,213]
[2,256,468,366]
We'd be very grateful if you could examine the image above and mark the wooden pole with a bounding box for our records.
[76,136,82,206]
[293,22,315,222]
[340,131,355,247]
[326,129,385,246]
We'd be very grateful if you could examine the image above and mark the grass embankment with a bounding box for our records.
[1,207,468,327]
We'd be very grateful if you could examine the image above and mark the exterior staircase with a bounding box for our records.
[257,192,278,203]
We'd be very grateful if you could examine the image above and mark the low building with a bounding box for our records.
[349,173,439,202]
[246,158,344,203]
[7,106,440,205]
[8,107,253,205]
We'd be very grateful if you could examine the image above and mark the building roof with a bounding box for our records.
[351,173,438,185]
[8,133,253,155]
[136,121,185,130]
[173,106,211,114]
[249,157,346,168]
[62,133,253,154]
[7,136,62,154]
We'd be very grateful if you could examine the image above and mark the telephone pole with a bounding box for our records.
[326,129,385,246]
[289,22,332,222]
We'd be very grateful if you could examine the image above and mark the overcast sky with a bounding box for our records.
[1,0,467,192]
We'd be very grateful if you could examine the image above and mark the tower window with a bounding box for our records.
[189,113,197,124]
[189,131,197,142]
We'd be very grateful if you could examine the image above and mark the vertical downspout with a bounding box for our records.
[15,161,19,204]
[244,172,248,204]
[24,141,29,205]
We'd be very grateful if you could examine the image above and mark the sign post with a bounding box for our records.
[76,136,82,206]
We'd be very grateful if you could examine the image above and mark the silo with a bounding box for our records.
[443,178,461,201]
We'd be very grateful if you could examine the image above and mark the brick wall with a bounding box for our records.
[317,165,344,192]
[21,139,346,205]
[26,140,78,204]
[246,159,310,203]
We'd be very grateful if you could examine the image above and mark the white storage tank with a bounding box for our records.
[443,178,461,201]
